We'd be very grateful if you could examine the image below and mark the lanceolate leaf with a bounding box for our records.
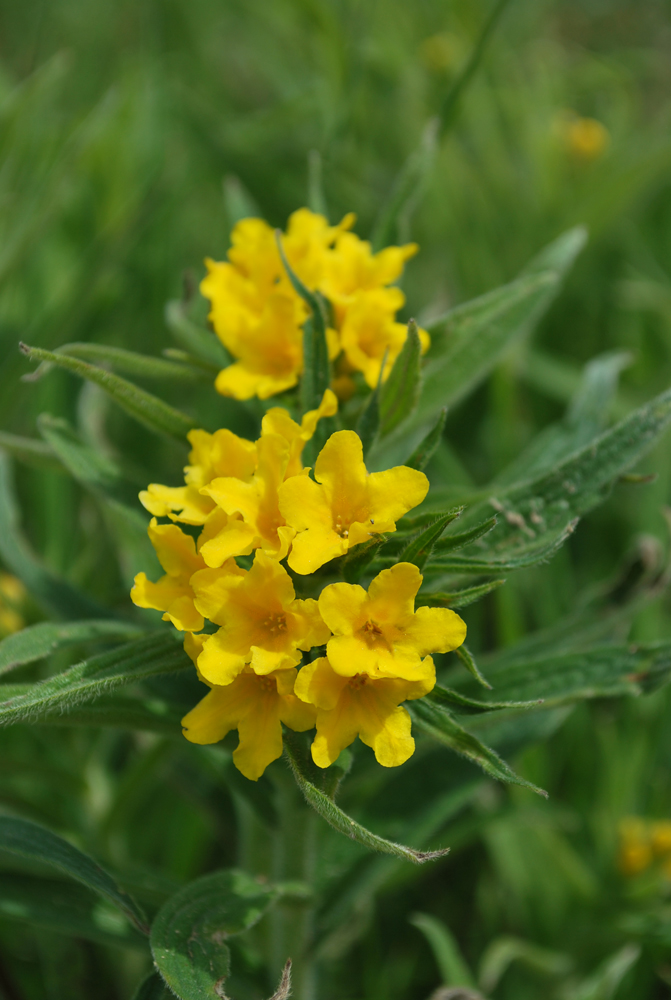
[418,579,505,609]
[164,300,230,369]
[150,869,277,1000]
[428,684,541,716]
[0,815,147,933]
[434,516,498,554]
[400,511,459,571]
[0,431,62,471]
[0,454,110,621]
[20,343,195,440]
[423,521,579,577]
[455,645,492,690]
[356,357,385,457]
[0,619,145,676]
[409,698,547,796]
[283,732,450,864]
[409,912,477,988]
[0,632,191,726]
[55,343,210,381]
[379,321,422,436]
[132,973,172,1000]
[404,408,447,472]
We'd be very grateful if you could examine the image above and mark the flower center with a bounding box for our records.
[258,675,277,693]
[348,673,368,691]
[263,613,287,634]
[333,514,349,539]
[362,620,383,637]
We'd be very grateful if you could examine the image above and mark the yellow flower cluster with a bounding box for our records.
[200,209,429,399]
[131,395,466,780]
[618,817,671,877]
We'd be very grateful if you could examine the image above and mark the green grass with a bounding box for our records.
[0,1,671,997]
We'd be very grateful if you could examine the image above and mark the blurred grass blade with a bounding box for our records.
[400,511,459,571]
[275,232,331,414]
[0,454,111,621]
[418,579,506,609]
[404,409,447,471]
[410,912,476,987]
[283,732,450,863]
[0,632,191,726]
[0,815,147,933]
[428,683,540,716]
[223,173,260,224]
[569,944,640,1000]
[150,869,277,1000]
[379,321,422,436]
[409,698,547,796]
[456,645,492,690]
[0,872,145,949]
[434,516,498,554]
[371,118,438,250]
[0,619,145,677]
[20,343,195,440]
[132,973,172,1000]
[0,432,62,472]
[308,149,328,217]
[478,936,572,994]
[56,343,209,381]
[164,300,230,369]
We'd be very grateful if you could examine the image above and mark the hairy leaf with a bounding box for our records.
[400,511,459,571]
[0,632,190,726]
[0,619,145,677]
[418,579,505,609]
[151,869,277,999]
[283,732,450,863]
[434,516,498,554]
[379,321,422,436]
[409,699,547,796]
[56,343,209,381]
[20,343,195,440]
[404,408,447,472]
[132,973,172,1000]
[0,815,147,932]
[428,684,541,716]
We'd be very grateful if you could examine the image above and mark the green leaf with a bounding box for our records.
[0,815,147,933]
[403,408,447,471]
[223,173,260,225]
[283,732,450,863]
[0,619,145,677]
[24,692,185,736]
[54,343,210,381]
[455,645,492,690]
[409,698,547,796]
[356,356,385,457]
[427,684,540,716]
[307,148,328,217]
[150,869,277,999]
[0,431,62,471]
[0,453,111,621]
[418,579,505,609]
[370,119,438,250]
[399,510,460,571]
[434,516,498,554]
[478,936,572,994]
[20,343,195,440]
[471,642,671,706]
[409,912,476,988]
[164,300,230,369]
[340,535,389,585]
[568,944,640,1000]
[0,631,191,726]
[132,972,172,1000]
[424,521,579,576]
[379,321,422,437]
[275,232,330,414]
[0,872,145,948]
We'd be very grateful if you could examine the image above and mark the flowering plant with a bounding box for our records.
[6,197,671,1000]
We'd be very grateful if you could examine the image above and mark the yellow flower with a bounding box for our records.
[190,550,330,686]
[318,562,466,680]
[261,388,338,479]
[320,230,418,321]
[181,635,315,781]
[651,821,671,857]
[201,210,353,400]
[339,289,430,389]
[0,573,26,635]
[200,433,297,567]
[618,817,653,876]
[139,427,257,525]
[565,116,609,161]
[131,518,242,631]
[278,430,429,574]
[295,655,434,768]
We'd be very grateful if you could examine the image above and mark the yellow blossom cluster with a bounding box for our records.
[618,817,671,877]
[131,393,466,780]
[200,208,430,399]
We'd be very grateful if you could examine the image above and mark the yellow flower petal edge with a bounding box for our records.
[190,550,330,686]
[130,518,210,632]
[294,655,435,768]
[318,562,466,680]
[182,665,316,781]
[278,430,429,574]
[262,388,338,479]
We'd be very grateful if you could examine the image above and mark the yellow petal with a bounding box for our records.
[181,685,240,745]
[196,628,249,686]
[234,681,285,780]
[198,509,256,567]
[279,694,317,733]
[366,563,422,625]
[404,606,467,655]
[163,594,204,633]
[191,566,247,626]
[184,632,208,667]
[325,634,384,677]
[249,645,302,675]
[286,526,347,575]
[300,388,338,440]
[359,703,415,767]
[147,519,204,578]
[366,467,429,525]
[310,693,361,768]
[318,582,368,636]
[130,572,182,612]
[294,657,348,711]
[293,598,332,649]
[215,362,299,401]
[313,431,368,514]
[278,475,331,532]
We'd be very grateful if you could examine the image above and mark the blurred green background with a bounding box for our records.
[1,0,671,997]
